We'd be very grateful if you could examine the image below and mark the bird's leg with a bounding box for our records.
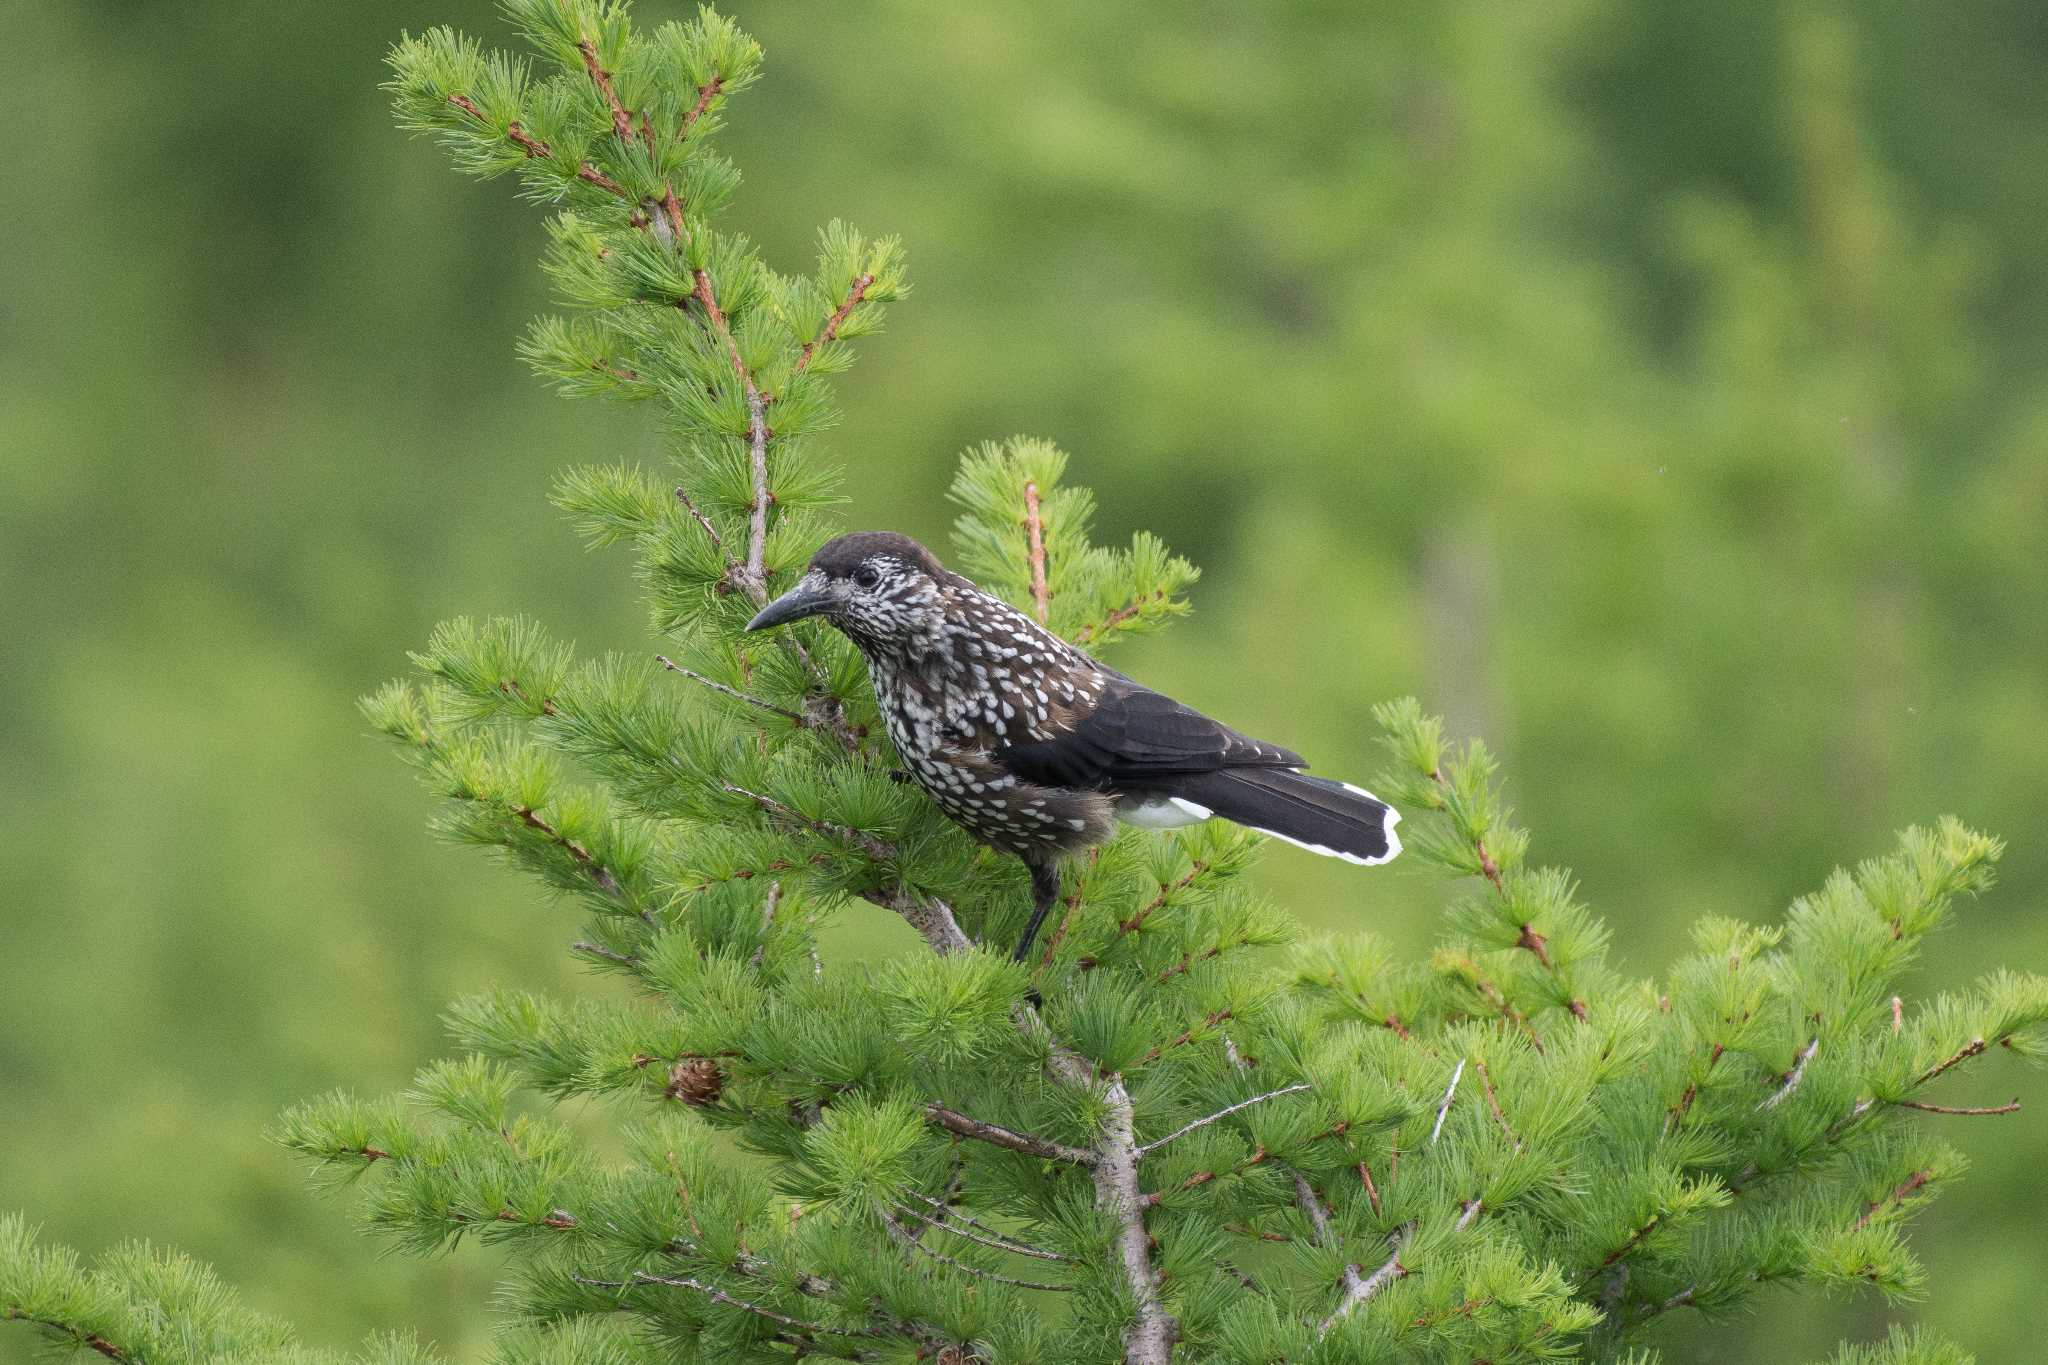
[1012,856,1063,963]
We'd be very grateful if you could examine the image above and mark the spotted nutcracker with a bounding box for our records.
[746,531,1401,960]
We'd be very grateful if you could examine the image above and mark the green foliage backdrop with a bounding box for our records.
[3,1,2044,1359]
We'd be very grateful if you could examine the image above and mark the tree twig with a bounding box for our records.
[1759,1037,1819,1110]
[1071,590,1166,647]
[1852,1169,1932,1231]
[578,38,634,142]
[893,1198,1072,1262]
[681,75,725,137]
[1023,480,1050,624]
[923,1103,1095,1165]
[1473,1056,1521,1151]
[1896,1097,2020,1116]
[609,1271,874,1338]
[1917,1037,1986,1086]
[722,782,896,862]
[658,655,805,723]
[902,1239,1072,1291]
[512,805,626,900]
[794,272,875,376]
[1430,1058,1466,1144]
[1318,1247,1408,1334]
[2,1315,134,1362]
[674,485,730,555]
[571,939,638,967]
[1135,1083,1312,1158]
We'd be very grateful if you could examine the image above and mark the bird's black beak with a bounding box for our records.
[746,576,830,632]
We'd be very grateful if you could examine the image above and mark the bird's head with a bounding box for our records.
[745,531,951,653]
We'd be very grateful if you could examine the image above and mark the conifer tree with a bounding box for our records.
[6,4,2048,1362]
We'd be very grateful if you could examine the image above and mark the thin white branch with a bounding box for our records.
[1430,1057,1467,1144]
[892,1200,1072,1262]
[658,654,805,723]
[611,1271,872,1338]
[903,1238,1072,1291]
[1136,1083,1312,1158]
[1760,1037,1819,1111]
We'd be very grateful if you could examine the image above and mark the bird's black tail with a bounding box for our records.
[1171,768,1402,866]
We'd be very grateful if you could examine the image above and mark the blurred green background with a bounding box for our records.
[4,1,2045,1359]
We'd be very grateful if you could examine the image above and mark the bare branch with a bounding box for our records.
[924,1103,1095,1165]
[1318,1247,1408,1335]
[903,1239,1072,1291]
[893,1198,1073,1262]
[571,939,638,967]
[1136,1083,1312,1159]
[744,383,771,594]
[674,485,730,554]
[1430,1058,1466,1144]
[1759,1037,1819,1111]
[1896,1097,2020,1116]
[659,655,805,723]
[722,782,896,862]
[606,1271,874,1338]
[863,885,973,956]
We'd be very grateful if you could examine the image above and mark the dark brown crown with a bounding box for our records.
[807,531,947,580]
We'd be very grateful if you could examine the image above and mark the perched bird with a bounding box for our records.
[747,531,1401,960]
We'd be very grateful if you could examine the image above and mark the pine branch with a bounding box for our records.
[599,1271,876,1339]
[657,655,804,724]
[1760,1036,1820,1110]
[793,272,876,377]
[1135,1083,1311,1158]
[902,1240,1072,1292]
[924,1104,1095,1165]
[1895,1097,2019,1116]
[443,92,628,200]
[0,1313,134,1363]
[1472,1056,1522,1152]
[721,782,896,862]
[892,1197,1073,1262]
[862,885,973,955]
[1429,1057,1466,1144]
[577,39,633,143]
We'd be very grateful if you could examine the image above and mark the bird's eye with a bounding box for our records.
[853,564,881,589]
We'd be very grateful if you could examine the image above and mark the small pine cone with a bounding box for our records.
[666,1057,725,1106]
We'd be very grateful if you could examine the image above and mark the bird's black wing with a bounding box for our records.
[995,680,1303,791]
